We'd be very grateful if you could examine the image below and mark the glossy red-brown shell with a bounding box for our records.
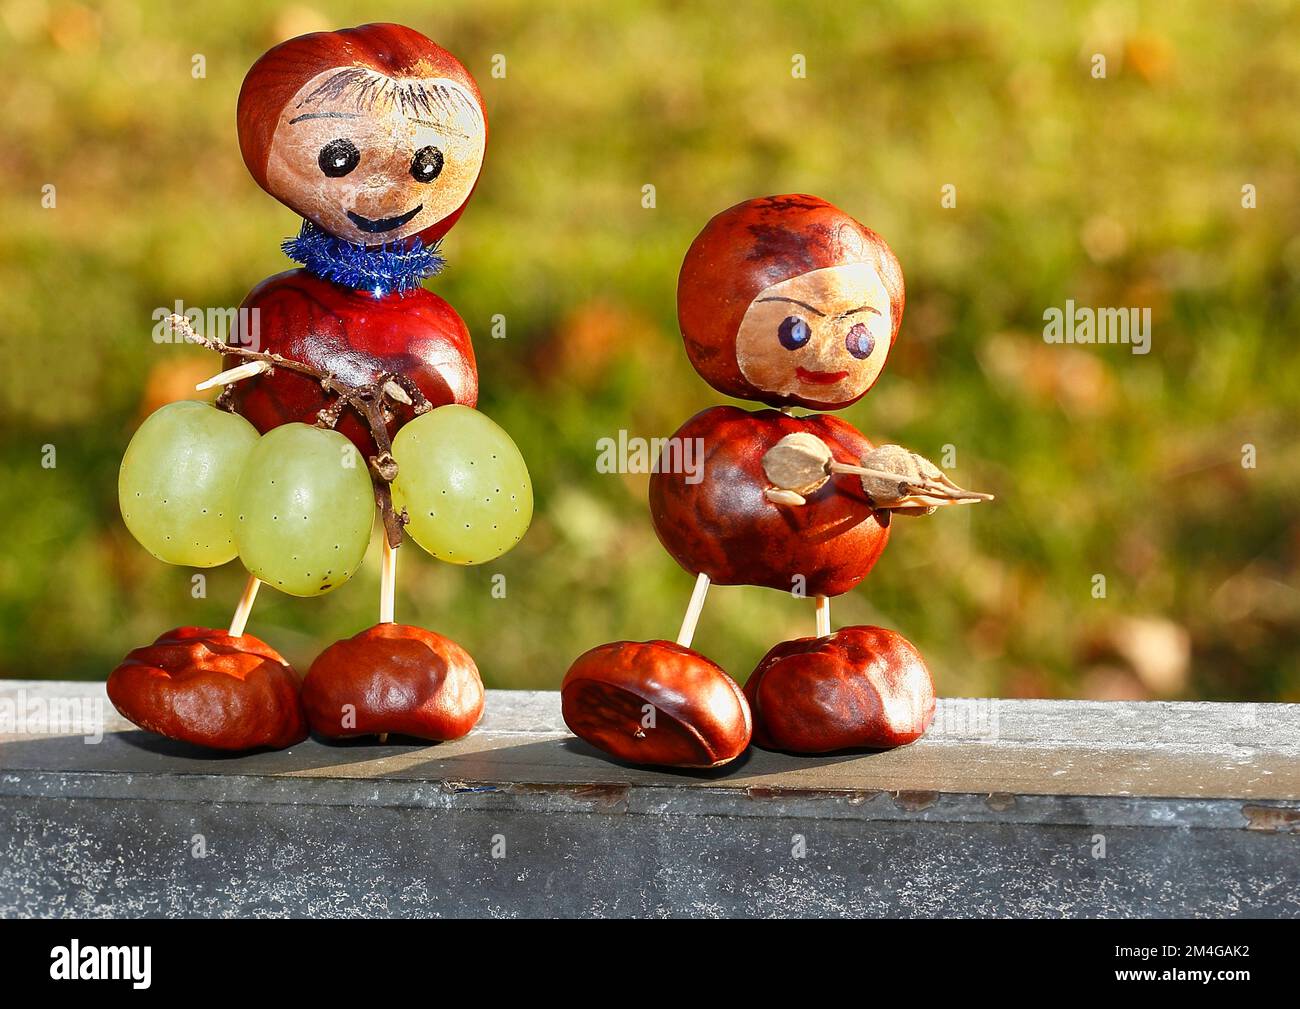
[301,623,484,741]
[561,640,751,768]
[225,269,477,455]
[237,22,486,246]
[649,406,890,596]
[106,626,307,751]
[677,194,904,409]
[744,626,935,752]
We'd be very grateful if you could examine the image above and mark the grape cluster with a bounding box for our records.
[119,400,532,594]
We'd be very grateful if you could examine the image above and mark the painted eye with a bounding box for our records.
[778,316,811,350]
[845,322,875,360]
[410,146,445,183]
[318,139,360,178]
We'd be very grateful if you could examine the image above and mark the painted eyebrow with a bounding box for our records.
[837,304,882,318]
[408,117,472,140]
[756,296,825,317]
[289,112,361,124]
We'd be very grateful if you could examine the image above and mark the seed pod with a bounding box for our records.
[856,444,940,514]
[745,625,935,752]
[107,626,307,751]
[562,640,752,768]
[762,431,832,496]
[302,623,484,741]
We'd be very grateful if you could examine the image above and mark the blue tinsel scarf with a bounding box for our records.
[282,220,445,296]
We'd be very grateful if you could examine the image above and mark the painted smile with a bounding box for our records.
[796,367,850,385]
[346,205,424,234]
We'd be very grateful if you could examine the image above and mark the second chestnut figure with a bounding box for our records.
[562,195,991,768]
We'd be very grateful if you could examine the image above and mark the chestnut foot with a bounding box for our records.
[744,626,935,753]
[107,626,307,751]
[561,640,752,768]
[302,623,484,742]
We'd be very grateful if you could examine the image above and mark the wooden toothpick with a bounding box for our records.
[228,574,261,638]
[380,536,398,624]
[196,360,272,391]
[676,572,711,649]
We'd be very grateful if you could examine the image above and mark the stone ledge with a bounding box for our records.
[1,681,1297,918]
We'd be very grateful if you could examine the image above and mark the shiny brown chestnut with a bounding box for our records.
[107,626,307,751]
[677,194,904,410]
[650,405,891,595]
[302,623,484,741]
[226,270,477,457]
[238,22,488,249]
[561,640,752,768]
[744,625,935,752]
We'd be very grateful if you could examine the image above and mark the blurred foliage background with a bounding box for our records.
[2,0,1298,702]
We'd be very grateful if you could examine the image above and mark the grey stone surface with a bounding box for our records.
[1,680,1297,918]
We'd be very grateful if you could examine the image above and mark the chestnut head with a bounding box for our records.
[677,194,904,410]
[238,23,487,248]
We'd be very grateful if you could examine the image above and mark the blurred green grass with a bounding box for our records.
[2,0,1298,701]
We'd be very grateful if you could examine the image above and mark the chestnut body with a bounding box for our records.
[302,623,484,741]
[227,270,477,454]
[107,626,307,751]
[650,406,890,596]
[744,626,935,752]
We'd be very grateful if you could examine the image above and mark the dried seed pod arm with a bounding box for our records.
[172,313,431,547]
[759,430,992,514]
[831,444,993,512]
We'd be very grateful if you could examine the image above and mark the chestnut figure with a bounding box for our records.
[562,195,990,767]
[226,269,477,456]
[109,23,531,755]
[562,641,751,768]
[107,627,307,751]
[744,627,935,752]
[302,623,484,741]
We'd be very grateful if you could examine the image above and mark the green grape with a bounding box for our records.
[233,423,375,596]
[118,400,260,567]
[392,405,533,565]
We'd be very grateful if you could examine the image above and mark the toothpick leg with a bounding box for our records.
[676,572,711,649]
[228,574,261,638]
[816,594,831,638]
[380,536,397,625]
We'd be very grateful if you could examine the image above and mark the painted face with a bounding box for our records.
[735,262,892,405]
[677,195,905,410]
[264,67,486,246]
